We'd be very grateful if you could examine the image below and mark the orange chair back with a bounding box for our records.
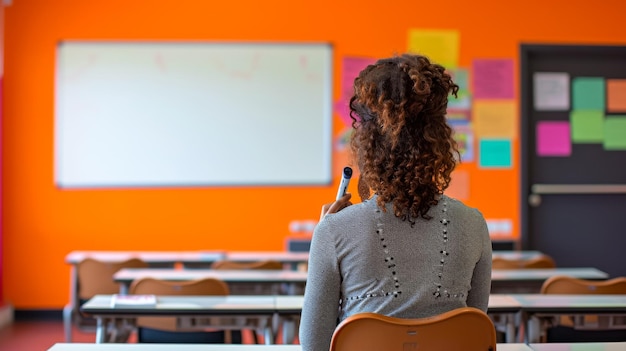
[77,258,148,300]
[541,276,626,294]
[492,255,556,269]
[330,308,496,351]
[129,277,229,332]
[210,259,283,270]
[129,277,230,296]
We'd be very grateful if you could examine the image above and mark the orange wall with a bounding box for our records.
[3,0,626,309]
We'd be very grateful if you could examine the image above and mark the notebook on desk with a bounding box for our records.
[110,294,157,308]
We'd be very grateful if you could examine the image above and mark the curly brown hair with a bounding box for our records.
[349,53,460,224]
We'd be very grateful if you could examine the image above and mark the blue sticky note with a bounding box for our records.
[479,139,512,168]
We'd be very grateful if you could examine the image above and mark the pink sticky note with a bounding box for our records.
[536,121,571,156]
[341,57,377,99]
[334,99,353,127]
[472,59,515,99]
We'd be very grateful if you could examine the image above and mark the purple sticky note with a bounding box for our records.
[341,57,377,99]
[536,121,571,156]
[472,59,515,99]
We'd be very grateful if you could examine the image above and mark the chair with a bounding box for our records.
[537,275,626,342]
[491,254,556,269]
[129,277,241,343]
[210,259,283,270]
[63,257,148,342]
[210,259,284,343]
[329,308,497,351]
[210,259,284,295]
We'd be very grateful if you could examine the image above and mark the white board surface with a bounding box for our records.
[55,41,333,188]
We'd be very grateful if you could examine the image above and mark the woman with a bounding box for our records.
[299,54,491,351]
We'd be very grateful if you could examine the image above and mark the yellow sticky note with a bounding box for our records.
[473,101,517,139]
[407,29,459,69]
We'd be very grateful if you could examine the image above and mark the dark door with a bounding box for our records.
[521,44,626,278]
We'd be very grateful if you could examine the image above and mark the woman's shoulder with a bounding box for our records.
[316,197,378,229]
[441,194,486,220]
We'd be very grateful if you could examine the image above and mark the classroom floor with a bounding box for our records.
[0,318,290,351]
[0,319,95,351]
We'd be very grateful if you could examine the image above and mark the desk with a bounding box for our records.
[113,269,308,295]
[64,250,225,342]
[222,251,310,271]
[273,294,523,344]
[492,250,545,260]
[81,295,277,344]
[65,251,226,266]
[491,268,609,293]
[48,344,303,351]
[529,342,626,350]
[81,294,527,345]
[47,343,534,351]
[511,294,626,343]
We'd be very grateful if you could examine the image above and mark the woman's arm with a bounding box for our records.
[299,218,342,351]
[466,214,492,312]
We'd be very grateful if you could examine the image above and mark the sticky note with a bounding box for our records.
[607,80,626,112]
[448,68,469,90]
[407,29,459,68]
[449,121,474,162]
[533,72,570,111]
[341,56,377,99]
[536,121,571,156]
[333,99,352,127]
[448,89,471,110]
[570,110,604,143]
[604,117,626,150]
[473,101,517,138]
[479,139,512,168]
[446,170,469,200]
[572,77,605,110]
[472,59,515,99]
[446,109,470,121]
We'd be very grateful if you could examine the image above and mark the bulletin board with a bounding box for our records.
[329,30,520,245]
[520,44,626,277]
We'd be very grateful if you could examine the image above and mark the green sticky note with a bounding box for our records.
[479,139,512,168]
[571,110,604,143]
[604,117,626,150]
[572,77,605,110]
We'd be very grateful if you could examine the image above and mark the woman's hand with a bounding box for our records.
[319,193,353,221]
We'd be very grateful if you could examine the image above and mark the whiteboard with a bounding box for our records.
[55,41,333,188]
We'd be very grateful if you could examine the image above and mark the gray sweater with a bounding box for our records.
[299,194,492,351]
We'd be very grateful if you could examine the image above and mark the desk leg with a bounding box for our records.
[505,313,516,343]
[64,265,78,342]
[263,325,274,345]
[282,318,295,344]
[95,317,106,343]
[63,304,74,343]
[520,311,532,344]
[119,283,129,295]
[527,315,542,343]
